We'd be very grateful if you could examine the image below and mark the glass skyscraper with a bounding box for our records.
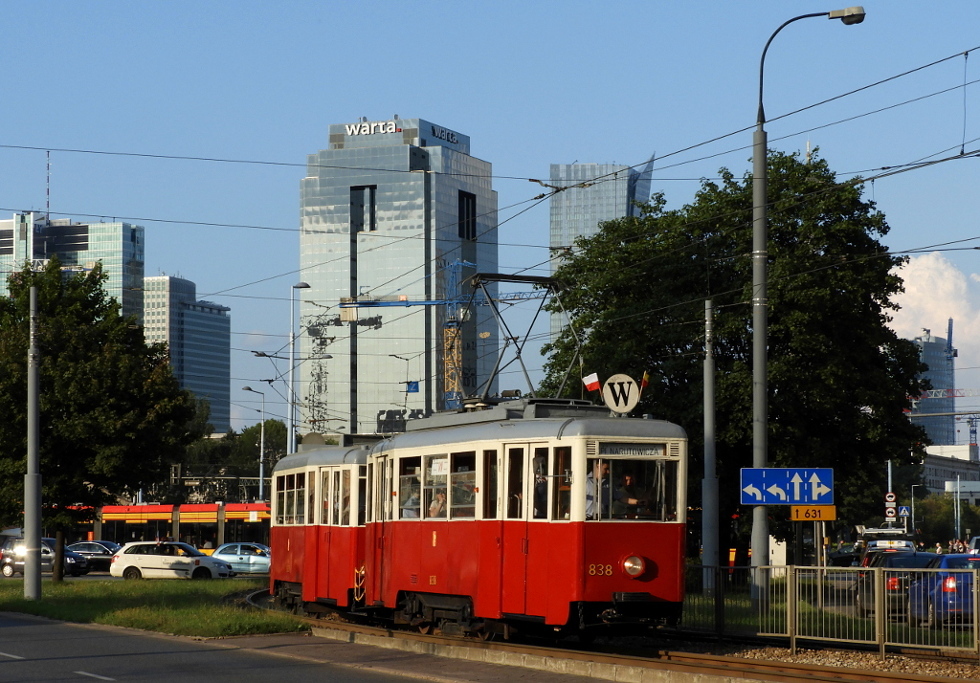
[144,275,231,434]
[548,161,653,335]
[0,212,144,320]
[299,117,498,436]
[910,325,957,446]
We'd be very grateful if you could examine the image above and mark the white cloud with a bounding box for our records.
[891,252,980,395]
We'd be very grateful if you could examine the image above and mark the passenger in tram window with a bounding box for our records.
[612,473,648,518]
[532,455,547,519]
[585,460,610,519]
[401,491,420,518]
[428,490,447,517]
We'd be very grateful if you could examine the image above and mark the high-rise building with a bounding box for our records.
[0,212,144,319]
[910,323,957,445]
[548,161,653,335]
[144,275,231,433]
[299,117,498,436]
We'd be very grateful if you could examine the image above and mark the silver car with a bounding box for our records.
[210,542,270,574]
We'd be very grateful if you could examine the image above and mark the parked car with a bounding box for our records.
[109,541,234,580]
[0,537,89,577]
[851,551,934,618]
[210,542,270,574]
[67,540,122,572]
[907,553,980,627]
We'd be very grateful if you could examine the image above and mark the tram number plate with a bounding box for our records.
[790,505,837,521]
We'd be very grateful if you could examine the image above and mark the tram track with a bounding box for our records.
[244,589,974,682]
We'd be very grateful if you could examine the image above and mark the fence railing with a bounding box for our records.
[681,565,980,658]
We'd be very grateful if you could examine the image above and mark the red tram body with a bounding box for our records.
[270,398,687,637]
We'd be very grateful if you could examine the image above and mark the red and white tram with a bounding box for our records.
[270,398,687,638]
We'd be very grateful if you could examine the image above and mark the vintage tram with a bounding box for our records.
[270,398,687,638]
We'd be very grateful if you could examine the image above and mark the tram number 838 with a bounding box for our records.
[588,563,614,576]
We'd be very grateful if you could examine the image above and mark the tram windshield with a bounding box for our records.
[585,456,678,521]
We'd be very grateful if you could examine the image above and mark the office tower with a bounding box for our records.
[910,322,957,445]
[299,117,498,436]
[144,275,231,433]
[0,212,144,319]
[548,161,653,335]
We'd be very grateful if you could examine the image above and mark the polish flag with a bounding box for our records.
[582,372,601,392]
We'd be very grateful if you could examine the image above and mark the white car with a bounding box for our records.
[110,541,234,580]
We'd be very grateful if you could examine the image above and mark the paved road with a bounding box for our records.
[0,612,596,683]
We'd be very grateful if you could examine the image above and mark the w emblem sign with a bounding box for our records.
[602,373,641,414]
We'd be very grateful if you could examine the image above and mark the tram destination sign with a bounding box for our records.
[740,468,834,506]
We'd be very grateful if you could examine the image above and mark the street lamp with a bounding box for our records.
[242,386,266,501]
[751,6,865,578]
[288,282,310,454]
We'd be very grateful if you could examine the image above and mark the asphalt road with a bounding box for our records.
[0,612,424,682]
[0,611,596,683]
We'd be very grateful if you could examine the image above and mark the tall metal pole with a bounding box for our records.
[243,386,266,501]
[751,6,865,594]
[702,300,719,594]
[25,287,41,600]
[259,398,265,501]
[287,282,309,454]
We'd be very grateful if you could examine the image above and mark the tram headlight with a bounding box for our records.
[622,555,646,578]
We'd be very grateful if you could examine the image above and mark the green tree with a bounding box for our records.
[541,150,927,543]
[0,259,197,529]
[235,419,288,475]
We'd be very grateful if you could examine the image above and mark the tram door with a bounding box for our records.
[501,444,529,614]
[371,456,391,603]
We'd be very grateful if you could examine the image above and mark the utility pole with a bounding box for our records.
[25,287,41,600]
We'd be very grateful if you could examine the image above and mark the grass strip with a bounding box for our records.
[0,579,308,637]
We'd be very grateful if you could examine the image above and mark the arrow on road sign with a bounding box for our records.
[766,484,788,501]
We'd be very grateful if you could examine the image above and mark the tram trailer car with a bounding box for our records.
[270,398,687,638]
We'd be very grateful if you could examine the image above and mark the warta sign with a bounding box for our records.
[344,120,402,136]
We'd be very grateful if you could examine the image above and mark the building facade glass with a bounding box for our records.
[548,161,652,335]
[299,117,498,436]
[144,276,231,433]
[910,326,957,446]
[0,212,144,319]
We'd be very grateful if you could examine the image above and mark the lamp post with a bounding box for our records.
[751,6,865,581]
[242,386,266,501]
[288,282,310,454]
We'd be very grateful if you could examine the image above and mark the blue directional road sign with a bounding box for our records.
[740,468,834,505]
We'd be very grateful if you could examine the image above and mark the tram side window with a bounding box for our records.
[425,455,449,518]
[307,472,315,525]
[450,452,476,518]
[506,449,524,519]
[358,465,368,526]
[483,450,498,519]
[551,446,572,520]
[532,448,548,519]
[284,474,296,524]
[332,471,341,525]
[275,475,286,524]
[341,469,351,525]
[399,457,421,519]
[321,470,331,525]
[297,473,309,525]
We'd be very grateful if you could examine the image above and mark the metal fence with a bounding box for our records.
[681,565,980,658]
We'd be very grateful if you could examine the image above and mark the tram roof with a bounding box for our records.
[369,398,687,453]
[274,444,371,472]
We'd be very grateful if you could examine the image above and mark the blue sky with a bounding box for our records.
[2,1,979,439]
